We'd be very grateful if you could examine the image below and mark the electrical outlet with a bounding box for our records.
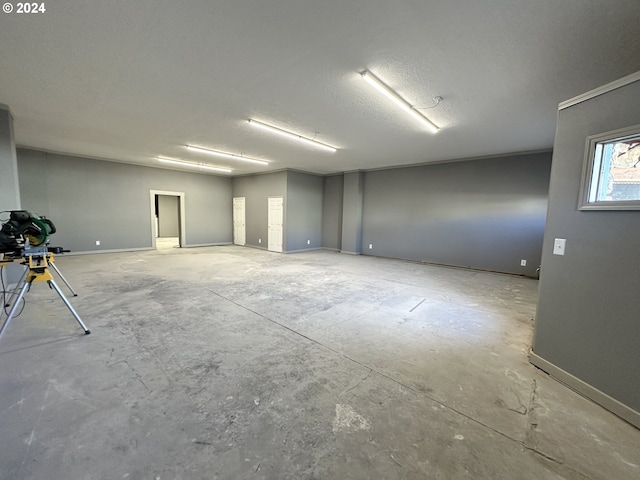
[369,244,373,249]
[258,238,262,244]
[553,238,566,256]
[520,259,527,266]
[307,240,311,245]
[96,240,100,246]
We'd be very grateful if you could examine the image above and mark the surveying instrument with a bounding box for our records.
[0,210,90,342]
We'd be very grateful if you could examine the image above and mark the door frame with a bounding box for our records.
[150,190,186,248]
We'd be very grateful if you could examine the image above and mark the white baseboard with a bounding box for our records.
[285,247,323,254]
[183,242,233,248]
[65,247,153,255]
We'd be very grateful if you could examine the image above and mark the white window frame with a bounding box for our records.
[579,124,640,210]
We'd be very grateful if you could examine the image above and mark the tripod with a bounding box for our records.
[0,250,90,342]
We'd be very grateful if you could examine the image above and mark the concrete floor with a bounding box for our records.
[1,246,638,479]
[155,237,180,250]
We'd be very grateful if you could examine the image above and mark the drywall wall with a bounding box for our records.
[232,172,287,249]
[0,105,24,287]
[285,171,323,252]
[0,105,20,210]
[341,171,364,255]
[361,153,552,276]
[531,77,640,425]
[231,171,322,253]
[15,147,551,272]
[322,174,343,251]
[17,149,232,252]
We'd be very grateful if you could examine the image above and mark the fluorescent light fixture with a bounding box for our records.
[360,70,439,133]
[157,157,232,173]
[186,145,269,165]
[247,119,337,152]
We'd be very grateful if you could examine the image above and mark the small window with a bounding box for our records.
[580,124,640,210]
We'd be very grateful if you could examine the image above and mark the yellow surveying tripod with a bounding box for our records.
[0,247,90,342]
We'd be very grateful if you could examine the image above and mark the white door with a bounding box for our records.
[233,197,246,246]
[268,196,283,253]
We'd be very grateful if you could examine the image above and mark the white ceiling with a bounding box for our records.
[1,0,639,176]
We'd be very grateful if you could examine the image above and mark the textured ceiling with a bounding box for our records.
[1,0,639,176]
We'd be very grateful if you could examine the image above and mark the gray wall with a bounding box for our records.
[232,171,323,253]
[157,194,180,237]
[232,172,287,249]
[16,147,551,273]
[0,106,20,210]
[322,174,343,251]
[0,106,24,286]
[285,171,323,252]
[17,149,232,252]
[341,171,364,255]
[532,79,640,420]
[360,153,552,276]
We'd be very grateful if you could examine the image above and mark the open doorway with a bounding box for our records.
[150,190,186,249]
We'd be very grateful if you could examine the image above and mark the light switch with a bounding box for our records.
[553,238,566,256]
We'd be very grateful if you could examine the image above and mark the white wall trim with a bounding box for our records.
[559,71,640,111]
[65,247,154,255]
[285,247,323,254]
[183,242,233,248]
[529,352,640,429]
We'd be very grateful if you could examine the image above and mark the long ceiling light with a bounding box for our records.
[360,70,440,133]
[186,145,269,165]
[157,157,232,173]
[247,119,337,152]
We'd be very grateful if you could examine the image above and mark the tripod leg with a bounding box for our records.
[48,262,78,296]
[3,266,29,308]
[47,280,90,334]
[0,281,31,342]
